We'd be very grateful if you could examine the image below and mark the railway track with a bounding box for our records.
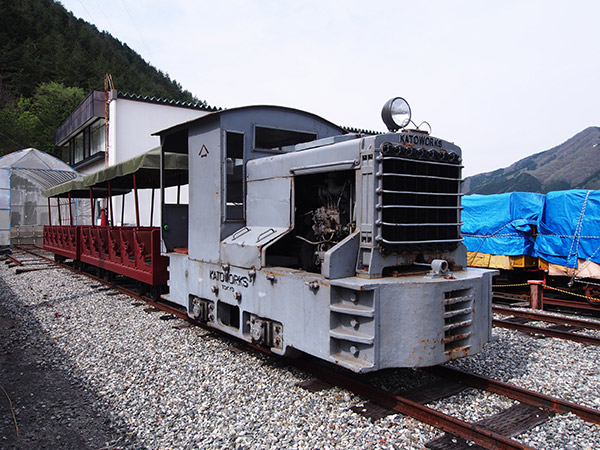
[493,304,600,346]
[9,246,600,449]
[494,287,600,313]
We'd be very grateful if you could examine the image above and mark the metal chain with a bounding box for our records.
[464,235,528,239]
[538,234,600,238]
[466,220,523,266]
[573,277,600,288]
[544,284,600,304]
[492,281,600,303]
[566,190,591,280]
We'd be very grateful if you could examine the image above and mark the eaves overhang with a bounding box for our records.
[55,91,105,146]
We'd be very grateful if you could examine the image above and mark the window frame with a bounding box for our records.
[223,130,245,222]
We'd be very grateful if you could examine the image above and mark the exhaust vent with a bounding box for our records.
[443,288,473,355]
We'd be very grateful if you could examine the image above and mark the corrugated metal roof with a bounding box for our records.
[118,93,382,136]
[117,91,221,112]
[341,126,383,135]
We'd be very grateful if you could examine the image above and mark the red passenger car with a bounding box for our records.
[43,149,187,290]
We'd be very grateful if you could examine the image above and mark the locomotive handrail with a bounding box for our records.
[257,228,276,242]
[232,226,251,240]
[290,159,356,174]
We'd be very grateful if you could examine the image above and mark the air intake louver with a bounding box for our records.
[443,289,474,355]
[376,143,463,252]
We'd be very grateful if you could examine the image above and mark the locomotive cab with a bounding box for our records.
[158,106,346,259]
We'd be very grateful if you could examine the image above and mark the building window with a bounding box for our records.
[73,133,84,164]
[90,120,105,155]
[68,119,105,166]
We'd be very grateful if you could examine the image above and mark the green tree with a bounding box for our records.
[0,82,85,157]
[0,97,40,154]
[31,81,85,154]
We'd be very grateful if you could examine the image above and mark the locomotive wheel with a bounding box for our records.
[137,281,147,296]
[149,285,162,301]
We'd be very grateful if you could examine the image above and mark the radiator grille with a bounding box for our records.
[376,143,463,252]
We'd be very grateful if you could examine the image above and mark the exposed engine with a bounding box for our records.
[294,173,354,271]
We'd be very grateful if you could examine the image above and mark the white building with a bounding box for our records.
[55,90,216,225]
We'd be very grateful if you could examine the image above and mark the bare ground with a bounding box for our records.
[0,279,129,449]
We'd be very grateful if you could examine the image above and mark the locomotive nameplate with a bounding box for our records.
[398,133,443,148]
[209,269,250,289]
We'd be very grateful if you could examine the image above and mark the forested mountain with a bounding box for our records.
[463,127,600,194]
[0,0,204,157]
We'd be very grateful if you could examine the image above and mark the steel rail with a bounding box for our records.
[493,318,600,346]
[493,305,600,331]
[540,296,600,312]
[291,359,533,450]
[5,254,23,266]
[13,246,185,316]
[426,365,600,425]
[493,292,530,302]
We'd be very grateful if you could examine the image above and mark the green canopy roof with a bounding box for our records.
[84,147,188,190]
[43,148,188,198]
[43,176,131,198]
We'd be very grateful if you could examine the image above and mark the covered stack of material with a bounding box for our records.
[462,192,545,269]
[535,190,600,278]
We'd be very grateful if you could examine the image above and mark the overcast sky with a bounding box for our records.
[58,0,599,177]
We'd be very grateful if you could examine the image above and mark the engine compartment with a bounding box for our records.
[266,171,355,273]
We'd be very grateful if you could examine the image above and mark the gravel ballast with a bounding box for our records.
[1,256,599,449]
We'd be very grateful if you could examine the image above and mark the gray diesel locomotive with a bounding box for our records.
[157,98,495,373]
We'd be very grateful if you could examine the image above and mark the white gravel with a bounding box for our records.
[1,253,600,449]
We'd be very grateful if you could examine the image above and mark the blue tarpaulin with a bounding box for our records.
[462,192,545,257]
[535,190,600,268]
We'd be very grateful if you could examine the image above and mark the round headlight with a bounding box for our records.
[381,97,411,131]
